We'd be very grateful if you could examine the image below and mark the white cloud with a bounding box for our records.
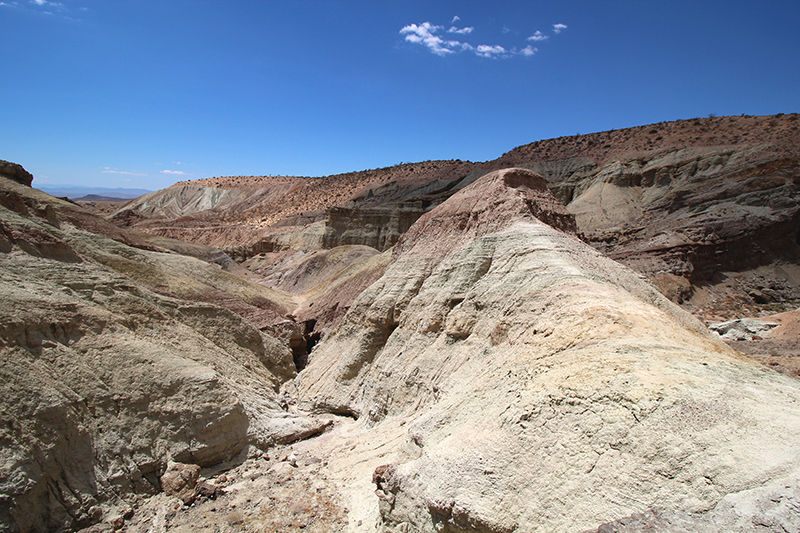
[401,19,565,59]
[161,170,187,175]
[101,167,147,176]
[476,44,507,58]
[30,0,63,7]
[400,22,438,43]
[400,22,456,56]
[401,22,503,58]
[448,25,473,35]
[451,15,460,23]
[3,0,75,19]
[527,30,548,42]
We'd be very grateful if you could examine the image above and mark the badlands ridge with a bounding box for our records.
[1,114,800,532]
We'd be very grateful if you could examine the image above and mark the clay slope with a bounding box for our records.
[0,172,327,532]
[111,176,306,224]
[109,161,477,250]
[245,245,392,333]
[103,115,800,317]
[296,168,800,532]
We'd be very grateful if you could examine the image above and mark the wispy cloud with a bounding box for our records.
[476,45,507,58]
[399,21,484,57]
[448,25,473,35]
[3,0,81,19]
[30,0,64,8]
[161,170,188,175]
[401,17,566,59]
[400,22,458,56]
[527,30,548,42]
[102,167,147,176]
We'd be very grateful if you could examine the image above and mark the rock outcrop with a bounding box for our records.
[709,318,779,341]
[0,173,325,532]
[97,115,800,317]
[547,146,800,285]
[7,114,800,531]
[297,168,800,532]
[0,160,34,187]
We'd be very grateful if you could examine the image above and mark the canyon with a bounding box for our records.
[1,114,800,532]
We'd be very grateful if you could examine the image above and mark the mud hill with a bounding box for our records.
[0,169,328,531]
[297,168,800,532]
[2,113,800,532]
[107,114,800,323]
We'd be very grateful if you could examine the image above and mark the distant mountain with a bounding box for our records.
[74,194,131,202]
[37,185,152,199]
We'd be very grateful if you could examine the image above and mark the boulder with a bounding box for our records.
[708,318,779,341]
[160,462,201,504]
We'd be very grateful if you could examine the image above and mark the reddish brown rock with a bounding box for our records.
[0,160,33,187]
[160,461,201,504]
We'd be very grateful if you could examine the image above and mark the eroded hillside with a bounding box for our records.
[0,170,329,531]
[104,114,800,322]
[3,113,800,532]
[298,169,800,532]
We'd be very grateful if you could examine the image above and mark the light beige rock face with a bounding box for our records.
[0,176,324,532]
[111,179,306,223]
[298,168,800,532]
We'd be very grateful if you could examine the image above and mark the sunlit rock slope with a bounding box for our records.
[0,170,325,532]
[296,168,800,532]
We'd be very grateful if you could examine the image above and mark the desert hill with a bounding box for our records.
[104,114,800,324]
[296,168,800,532]
[2,113,800,532]
[0,170,329,531]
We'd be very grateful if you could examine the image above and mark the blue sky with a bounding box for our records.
[2,1,799,190]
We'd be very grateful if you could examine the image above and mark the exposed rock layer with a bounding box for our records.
[0,174,323,532]
[103,115,800,315]
[0,160,33,187]
[297,168,800,532]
